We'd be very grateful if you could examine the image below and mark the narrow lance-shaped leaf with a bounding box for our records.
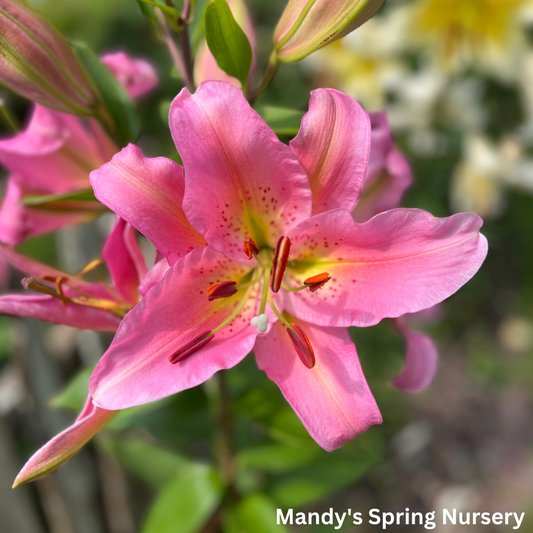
[204,0,252,90]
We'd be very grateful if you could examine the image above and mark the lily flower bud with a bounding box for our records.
[0,0,98,115]
[273,0,387,62]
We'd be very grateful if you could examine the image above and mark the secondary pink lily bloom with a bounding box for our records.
[0,53,158,245]
[353,112,413,223]
[101,52,158,99]
[89,82,487,451]
[0,217,163,330]
[194,0,256,89]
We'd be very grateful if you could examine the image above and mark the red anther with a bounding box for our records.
[169,330,214,364]
[270,236,291,293]
[206,280,238,301]
[303,272,331,293]
[243,238,260,259]
[287,323,315,369]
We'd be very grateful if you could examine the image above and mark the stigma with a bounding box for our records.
[250,313,269,333]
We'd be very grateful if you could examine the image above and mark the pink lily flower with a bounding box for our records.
[88,82,487,451]
[194,0,256,89]
[0,217,163,330]
[0,53,158,245]
[352,111,439,392]
[101,52,158,99]
[353,112,413,223]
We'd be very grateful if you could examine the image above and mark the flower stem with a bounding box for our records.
[156,9,188,82]
[216,372,234,486]
[247,51,279,105]
[178,25,196,92]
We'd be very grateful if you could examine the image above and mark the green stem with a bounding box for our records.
[178,25,196,93]
[247,51,279,105]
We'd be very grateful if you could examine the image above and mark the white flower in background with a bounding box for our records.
[450,133,531,218]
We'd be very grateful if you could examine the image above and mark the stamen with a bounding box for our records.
[250,313,269,333]
[22,277,69,302]
[303,272,331,293]
[75,259,103,278]
[206,280,238,301]
[243,238,260,260]
[270,236,291,293]
[287,323,315,369]
[169,330,214,364]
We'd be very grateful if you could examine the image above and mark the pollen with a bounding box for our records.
[303,272,331,293]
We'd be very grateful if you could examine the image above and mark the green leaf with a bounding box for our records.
[138,0,180,18]
[255,106,304,137]
[99,437,193,487]
[135,0,157,21]
[237,443,320,473]
[223,494,287,533]
[142,465,223,533]
[204,0,252,89]
[21,188,98,207]
[72,41,140,145]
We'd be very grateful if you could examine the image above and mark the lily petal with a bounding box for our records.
[103,217,140,305]
[291,89,371,215]
[100,52,158,99]
[0,294,120,330]
[285,209,488,327]
[90,144,205,265]
[13,397,116,487]
[170,81,312,262]
[90,247,260,410]
[0,177,99,245]
[255,319,382,451]
[0,105,109,193]
[391,317,438,393]
[353,112,413,222]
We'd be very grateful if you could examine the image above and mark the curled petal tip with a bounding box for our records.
[287,323,315,369]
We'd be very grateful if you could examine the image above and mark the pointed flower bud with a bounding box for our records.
[287,323,315,369]
[273,0,387,62]
[0,0,98,115]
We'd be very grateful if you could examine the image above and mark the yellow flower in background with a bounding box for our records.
[413,0,531,72]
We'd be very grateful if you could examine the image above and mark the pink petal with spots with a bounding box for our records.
[284,209,488,327]
[0,294,120,330]
[353,112,413,222]
[391,317,438,393]
[255,319,381,451]
[103,218,140,305]
[13,396,116,486]
[90,247,261,409]
[101,52,158,99]
[170,81,312,263]
[291,89,371,216]
[90,144,205,265]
